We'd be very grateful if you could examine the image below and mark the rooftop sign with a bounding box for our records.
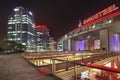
[83,4,119,25]
[36,25,47,29]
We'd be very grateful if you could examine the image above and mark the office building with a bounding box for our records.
[49,37,56,51]
[36,25,49,52]
[7,6,36,52]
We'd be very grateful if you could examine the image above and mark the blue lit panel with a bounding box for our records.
[109,34,119,52]
[72,41,79,51]
[79,40,85,51]
[72,40,85,51]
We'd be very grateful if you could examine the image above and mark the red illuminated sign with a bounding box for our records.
[83,4,119,24]
[36,25,41,29]
[36,25,47,29]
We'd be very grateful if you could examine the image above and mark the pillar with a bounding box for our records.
[68,38,71,51]
[99,29,109,51]
[52,59,56,74]
[66,58,69,70]
[63,40,68,51]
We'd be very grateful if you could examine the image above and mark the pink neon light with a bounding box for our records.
[83,4,119,24]
[71,11,120,33]
[36,25,47,29]
[82,11,120,28]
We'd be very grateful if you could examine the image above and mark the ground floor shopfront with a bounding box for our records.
[62,21,120,53]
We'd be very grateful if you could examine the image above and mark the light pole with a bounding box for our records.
[66,57,69,71]
[74,54,77,80]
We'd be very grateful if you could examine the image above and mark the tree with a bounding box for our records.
[0,39,9,52]
[0,47,4,53]
[7,41,26,52]
[14,43,26,52]
[0,40,26,53]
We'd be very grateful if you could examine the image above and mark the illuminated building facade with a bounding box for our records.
[49,37,56,51]
[58,4,120,52]
[36,25,49,52]
[7,7,36,52]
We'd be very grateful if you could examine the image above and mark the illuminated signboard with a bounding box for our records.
[36,25,47,29]
[36,25,41,29]
[83,4,119,24]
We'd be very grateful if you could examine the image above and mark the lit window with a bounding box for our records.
[14,14,19,16]
[22,15,27,17]
[22,43,26,45]
[16,38,21,40]
[8,38,13,40]
[8,27,12,29]
[108,20,112,23]
[37,38,40,41]
[13,34,17,36]
[14,8,19,11]
[10,17,13,19]
[40,33,43,34]
[27,32,34,36]
[22,31,26,33]
[92,25,95,28]
[8,32,10,33]
[16,21,20,23]
[22,22,28,24]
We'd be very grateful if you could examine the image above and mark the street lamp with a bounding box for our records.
[74,53,77,80]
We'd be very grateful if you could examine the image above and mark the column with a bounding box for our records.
[68,38,71,51]
[99,29,109,51]
[52,59,56,74]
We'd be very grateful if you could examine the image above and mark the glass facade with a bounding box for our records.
[7,7,36,52]
[36,25,49,52]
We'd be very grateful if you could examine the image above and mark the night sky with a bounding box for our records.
[0,0,119,40]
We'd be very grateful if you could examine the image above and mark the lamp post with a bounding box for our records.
[66,58,69,71]
[74,53,77,80]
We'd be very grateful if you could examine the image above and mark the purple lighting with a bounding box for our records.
[110,34,119,52]
[79,40,85,51]
[72,40,85,51]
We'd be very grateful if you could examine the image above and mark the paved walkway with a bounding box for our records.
[0,53,60,80]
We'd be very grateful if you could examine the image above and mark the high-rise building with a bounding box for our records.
[36,25,49,52]
[49,37,56,51]
[7,6,36,52]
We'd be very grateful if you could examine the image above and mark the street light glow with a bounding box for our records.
[29,11,33,15]
[14,8,19,11]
